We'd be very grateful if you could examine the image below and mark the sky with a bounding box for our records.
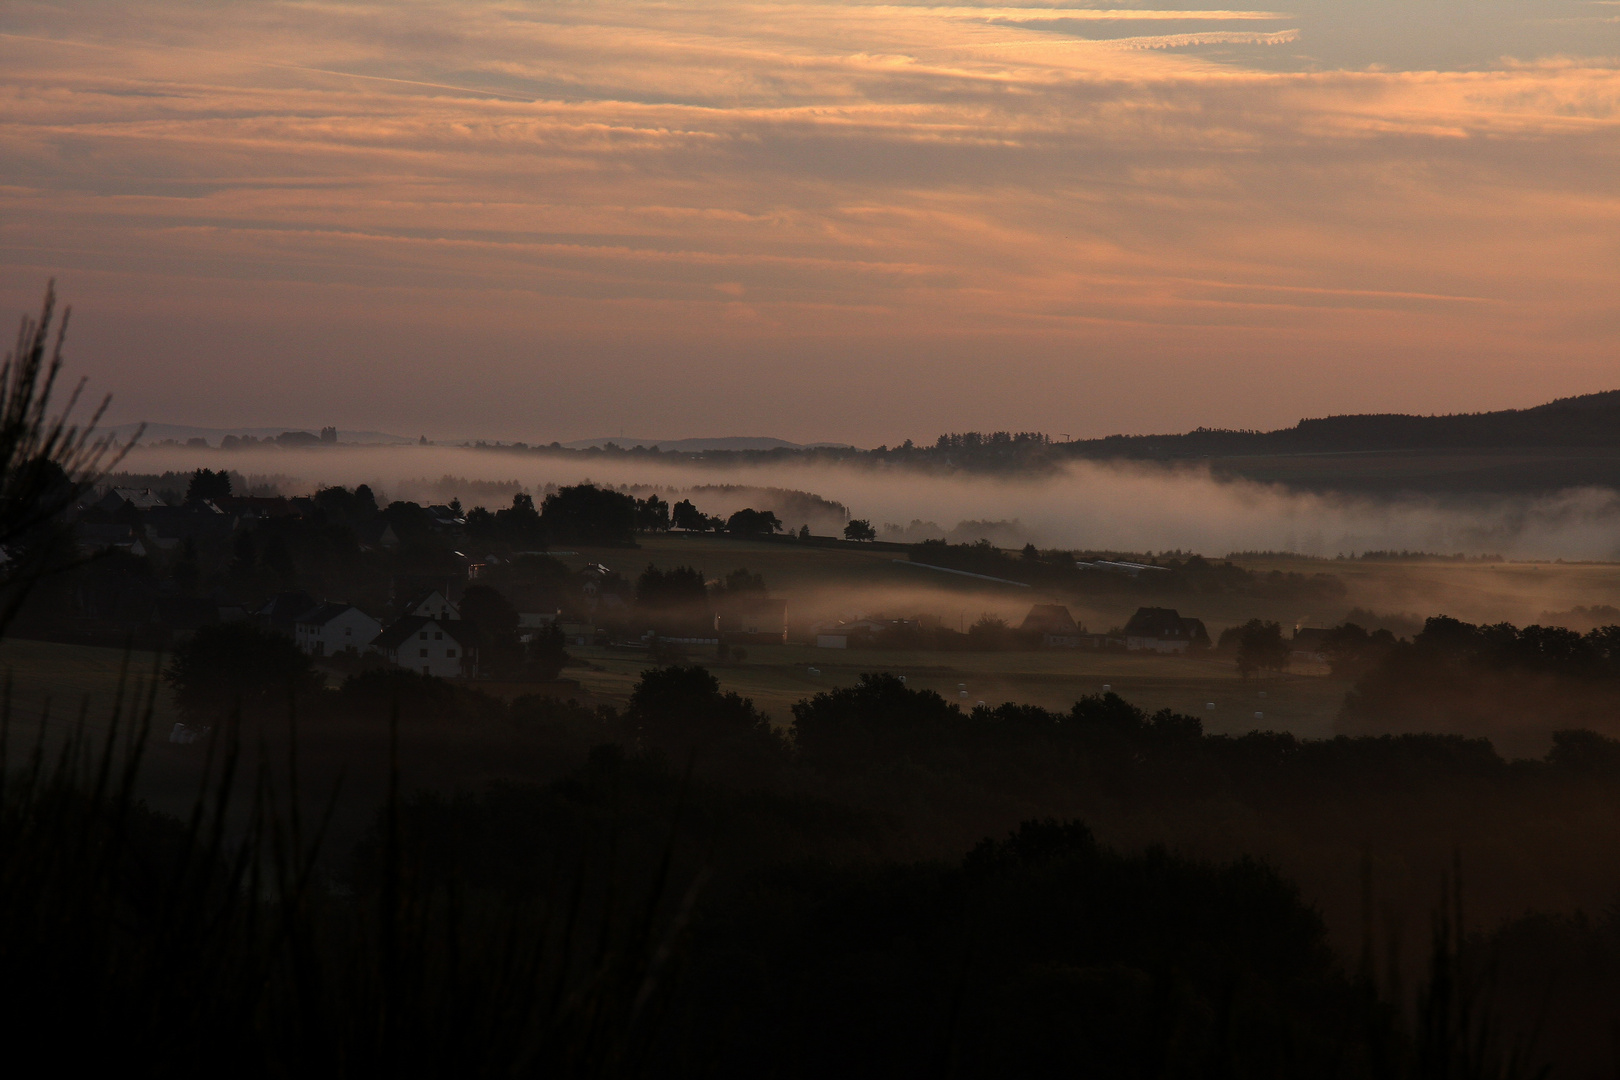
[2,0,1618,444]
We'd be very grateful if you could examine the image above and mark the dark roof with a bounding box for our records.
[258,591,318,629]
[296,602,360,628]
[373,615,480,652]
[1124,607,1206,640]
[214,496,297,517]
[1021,604,1080,635]
[75,522,137,546]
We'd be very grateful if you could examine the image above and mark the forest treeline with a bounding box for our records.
[48,625,1613,1076]
[1334,614,1620,752]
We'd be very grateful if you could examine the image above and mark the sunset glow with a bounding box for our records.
[3,1,1618,440]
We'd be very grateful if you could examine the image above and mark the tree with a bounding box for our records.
[791,673,959,768]
[313,484,377,526]
[186,467,231,503]
[636,494,670,532]
[172,537,200,593]
[967,614,1012,650]
[525,623,569,682]
[539,484,638,546]
[260,531,295,582]
[494,492,543,546]
[166,620,325,722]
[798,524,810,540]
[844,519,876,542]
[636,564,709,610]
[459,584,523,676]
[624,665,776,752]
[725,508,781,536]
[230,530,256,579]
[671,499,708,532]
[710,567,766,598]
[1235,619,1289,679]
[0,288,132,625]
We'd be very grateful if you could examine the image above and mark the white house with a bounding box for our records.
[372,615,479,678]
[402,590,460,621]
[294,603,382,657]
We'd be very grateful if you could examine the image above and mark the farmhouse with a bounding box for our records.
[294,603,382,657]
[1123,607,1210,654]
[1020,604,1084,647]
[717,597,788,645]
[372,615,479,678]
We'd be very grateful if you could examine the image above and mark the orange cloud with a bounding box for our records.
[0,2,1617,441]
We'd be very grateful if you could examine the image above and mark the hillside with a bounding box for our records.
[1067,390,1620,459]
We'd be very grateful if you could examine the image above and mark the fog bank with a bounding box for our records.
[116,445,1620,562]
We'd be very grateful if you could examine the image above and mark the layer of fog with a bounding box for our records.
[121,444,1620,562]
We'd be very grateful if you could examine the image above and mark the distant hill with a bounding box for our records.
[562,435,853,452]
[1066,389,1620,458]
[106,423,413,446]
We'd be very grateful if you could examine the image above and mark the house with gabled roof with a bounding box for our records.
[1020,604,1084,647]
[96,487,167,513]
[256,591,318,636]
[372,615,478,678]
[1123,607,1210,654]
[294,603,382,657]
[401,589,459,621]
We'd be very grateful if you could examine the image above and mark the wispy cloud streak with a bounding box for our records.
[0,1,1617,440]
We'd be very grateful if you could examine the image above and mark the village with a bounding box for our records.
[43,476,1350,697]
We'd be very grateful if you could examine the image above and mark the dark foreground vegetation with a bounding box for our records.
[15,626,1620,1076]
[9,668,1609,1078]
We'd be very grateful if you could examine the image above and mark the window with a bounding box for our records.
[418,631,427,640]
[419,648,428,657]
[344,627,351,636]
[434,631,443,640]
[446,648,457,658]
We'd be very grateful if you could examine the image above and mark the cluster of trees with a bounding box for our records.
[669,499,785,536]
[184,467,233,502]
[1340,614,1620,751]
[126,639,1620,1074]
[628,564,772,642]
[1214,619,1292,677]
[909,539,1348,602]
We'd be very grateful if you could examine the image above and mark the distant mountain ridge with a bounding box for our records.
[1068,389,1620,458]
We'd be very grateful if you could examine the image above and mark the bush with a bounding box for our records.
[165,620,324,722]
